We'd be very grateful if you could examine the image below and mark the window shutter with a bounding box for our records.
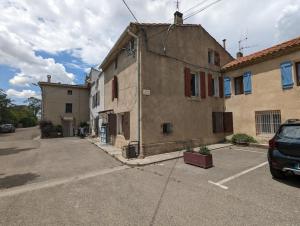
[219,75,224,98]
[224,77,231,97]
[212,112,224,133]
[280,61,293,89]
[223,112,233,133]
[214,51,220,66]
[122,112,130,140]
[184,67,191,97]
[243,71,252,94]
[208,73,213,96]
[200,71,206,99]
[112,77,115,101]
[108,113,117,136]
[114,76,118,99]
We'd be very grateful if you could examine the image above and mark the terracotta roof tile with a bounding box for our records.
[222,36,300,71]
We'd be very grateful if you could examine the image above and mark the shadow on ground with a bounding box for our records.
[275,175,300,188]
[0,173,40,189]
[0,147,35,156]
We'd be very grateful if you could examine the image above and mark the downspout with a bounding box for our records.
[127,29,142,158]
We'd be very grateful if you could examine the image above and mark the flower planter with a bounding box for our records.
[184,151,213,169]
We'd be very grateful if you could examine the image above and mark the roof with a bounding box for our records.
[38,82,89,89]
[222,36,300,71]
[100,22,232,70]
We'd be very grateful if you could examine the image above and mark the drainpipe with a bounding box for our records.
[127,29,142,158]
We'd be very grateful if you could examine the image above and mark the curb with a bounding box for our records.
[249,143,268,149]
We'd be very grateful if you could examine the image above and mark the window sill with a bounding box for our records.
[187,96,201,102]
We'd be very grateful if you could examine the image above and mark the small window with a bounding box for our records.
[65,103,72,113]
[255,110,281,135]
[190,73,200,97]
[114,56,118,69]
[67,90,72,95]
[212,77,219,97]
[296,62,300,86]
[208,49,214,64]
[162,123,173,134]
[234,76,244,95]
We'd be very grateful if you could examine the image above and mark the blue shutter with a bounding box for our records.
[280,61,293,89]
[224,77,231,97]
[243,71,252,94]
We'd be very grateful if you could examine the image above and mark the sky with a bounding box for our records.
[0,0,300,104]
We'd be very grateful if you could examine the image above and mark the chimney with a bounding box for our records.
[222,39,227,50]
[236,52,243,58]
[47,75,51,83]
[174,11,183,25]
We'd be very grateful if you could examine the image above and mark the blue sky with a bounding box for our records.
[0,0,300,104]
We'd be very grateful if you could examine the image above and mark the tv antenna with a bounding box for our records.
[238,35,258,53]
[175,0,180,11]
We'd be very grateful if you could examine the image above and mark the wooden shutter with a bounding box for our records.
[212,112,224,133]
[112,76,119,100]
[184,67,191,97]
[108,113,117,136]
[219,75,224,98]
[112,77,115,101]
[122,112,130,140]
[208,73,213,96]
[214,51,220,66]
[280,61,293,89]
[200,71,206,99]
[223,112,233,133]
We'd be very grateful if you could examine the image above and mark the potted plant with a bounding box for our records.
[184,146,213,169]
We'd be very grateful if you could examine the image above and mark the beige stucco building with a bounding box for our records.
[222,36,300,142]
[39,76,90,137]
[99,12,234,157]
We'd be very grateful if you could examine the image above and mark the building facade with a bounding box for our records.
[222,36,300,142]
[99,12,234,157]
[39,76,90,137]
[88,68,104,137]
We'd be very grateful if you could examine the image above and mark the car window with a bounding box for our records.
[278,125,300,139]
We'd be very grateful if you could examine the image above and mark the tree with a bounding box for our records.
[0,89,13,123]
[25,97,41,117]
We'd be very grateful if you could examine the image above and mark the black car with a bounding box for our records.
[268,119,300,179]
[0,124,16,133]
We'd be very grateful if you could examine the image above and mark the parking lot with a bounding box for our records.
[0,129,299,225]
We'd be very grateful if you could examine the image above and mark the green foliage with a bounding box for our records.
[39,120,54,138]
[199,146,211,155]
[19,117,37,128]
[231,133,257,144]
[24,97,41,117]
[185,140,193,152]
[55,125,63,133]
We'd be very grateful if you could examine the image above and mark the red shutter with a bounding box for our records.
[108,113,117,136]
[214,51,220,66]
[112,77,115,101]
[184,67,191,97]
[219,75,224,98]
[200,71,206,99]
[223,112,233,133]
[212,112,224,133]
[114,76,118,99]
[208,73,213,96]
[112,76,118,101]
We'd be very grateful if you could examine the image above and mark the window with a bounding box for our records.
[224,77,231,97]
[234,76,244,95]
[280,61,293,89]
[255,110,281,135]
[214,51,220,66]
[65,103,72,113]
[117,113,124,135]
[296,62,300,86]
[212,77,219,97]
[212,112,233,133]
[67,90,72,95]
[114,56,118,69]
[208,49,214,64]
[162,123,173,134]
[190,73,200,97]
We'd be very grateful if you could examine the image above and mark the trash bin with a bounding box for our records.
[122,141,139,159]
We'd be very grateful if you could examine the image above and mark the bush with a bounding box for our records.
[199,146,211,155]
[231,133,257,144]
[19,117,37,128]
[39,120,54,138]
[55,125,63,133]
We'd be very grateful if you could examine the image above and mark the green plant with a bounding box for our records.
[55,125,63,133]
[199,146,211,155]
[185,140,193,152]
[231,133,257,144]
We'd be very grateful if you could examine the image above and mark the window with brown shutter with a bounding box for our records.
[208,73,213,96]
[112,76,118,100]
[122,112,130,140]
[184,67,191,97]
[219,75,224,98]
[214,51,220,66]
[200,71,206,99]
[212,112,233,133]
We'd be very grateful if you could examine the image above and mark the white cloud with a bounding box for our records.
[1,0,300,90]
[6,89,40,99]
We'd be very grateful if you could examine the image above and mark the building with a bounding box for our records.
[39,75,90,137]
[99,12,234,157]
[222,36,300,142]
[88,67,104,137]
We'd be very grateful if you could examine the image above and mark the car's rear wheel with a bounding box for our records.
[270,166,286,179]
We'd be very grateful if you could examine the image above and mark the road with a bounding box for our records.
[0,127,299,226]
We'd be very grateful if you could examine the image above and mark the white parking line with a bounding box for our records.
[209,161,268,190]
[230,148,266,154]
[0,165,129,198]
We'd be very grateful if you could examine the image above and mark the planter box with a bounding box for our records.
[184,151,213,169]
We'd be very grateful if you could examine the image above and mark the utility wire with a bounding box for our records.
[122,0,139,23]
[182,0,210,14]
[183,0,222,21]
